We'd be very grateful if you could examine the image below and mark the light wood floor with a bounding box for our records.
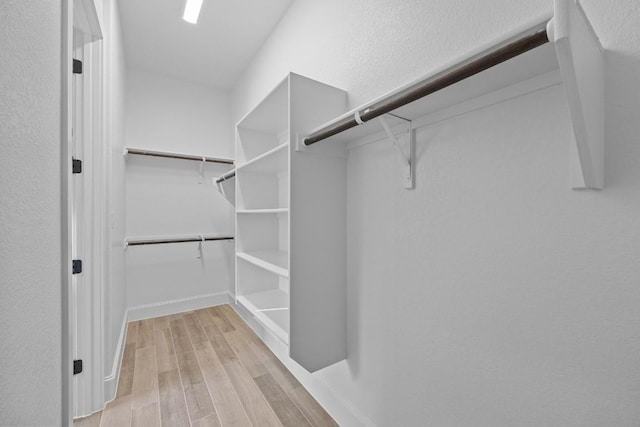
[74,304,337,427]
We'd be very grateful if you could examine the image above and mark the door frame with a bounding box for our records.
[63,0,104,422]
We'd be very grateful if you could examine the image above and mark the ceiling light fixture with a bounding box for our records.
[183,0,203,24]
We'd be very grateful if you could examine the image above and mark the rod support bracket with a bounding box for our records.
[378,115,414,189]
[551,0,604,189]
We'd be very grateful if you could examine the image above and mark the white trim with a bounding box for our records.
[103,310,128,401]
[87,35,106,416]
[61,1,73,425]
[71,20,106,418]
[229,302,375,427]
[127,291,233,322]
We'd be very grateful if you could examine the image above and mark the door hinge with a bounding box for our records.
[73,359,83,375]
[72,259,82,274]
[72,158,82,174]
[73,59,83,75]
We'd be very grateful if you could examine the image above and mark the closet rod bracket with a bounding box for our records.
[378,114,414,189]
[550,0,604,189]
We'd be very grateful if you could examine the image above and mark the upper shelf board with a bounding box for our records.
[237,76,289,133]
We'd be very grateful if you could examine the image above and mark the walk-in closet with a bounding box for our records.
[3,0,640,426]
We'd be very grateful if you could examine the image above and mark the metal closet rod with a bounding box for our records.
[303,20,550,146]
[127,236,234,246]
[215,169,236,184]
[126,148,234,165]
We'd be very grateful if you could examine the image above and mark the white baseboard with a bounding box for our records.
[103,310,128,402]
[128,291,233,322]
[229,301,375,427]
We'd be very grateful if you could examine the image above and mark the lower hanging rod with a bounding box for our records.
[126,235,234,247]
[215,169,236,184]
[303,20,550,146]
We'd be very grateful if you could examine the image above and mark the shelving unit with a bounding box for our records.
[235,73,348,372]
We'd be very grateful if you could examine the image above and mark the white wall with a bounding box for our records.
[0,1,63,425]
[125,68,232,157]
[103,0,128,398]
[124,69,234,311]
[231,1,640,426]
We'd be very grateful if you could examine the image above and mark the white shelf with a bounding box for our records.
[236,142,288,174]
[237,77,289,133]
[237,290,289,343]
[237,208,288,214]
[237,250,289,278]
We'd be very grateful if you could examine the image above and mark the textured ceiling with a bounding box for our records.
[118,0,293,89]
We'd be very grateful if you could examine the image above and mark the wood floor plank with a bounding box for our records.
[254,373,311,427]
[137,318,155,349]
[221,304,302,392]
[132,402,161,427]
[217,305,254,336]
[158,369,190,427]
[287,387,338,427]
[246,339,301,393]
[183,312,209,350]
[175,350,215,422]
[194,308,216,328]
[223,360,282,427]
[223,329,269,379]
[132,345,159,410]
[116,341,136,398]
[195,341,252,427]
[154,316,170,330]
[155,328,177,374]
[127,321,140,344]
[101,396,132,427]
[170,317,193,355]
[217,306,269,352]
[191,413,222,427]
[207,306,236,333]
[203,323,238,365]
[73,411,102,427]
